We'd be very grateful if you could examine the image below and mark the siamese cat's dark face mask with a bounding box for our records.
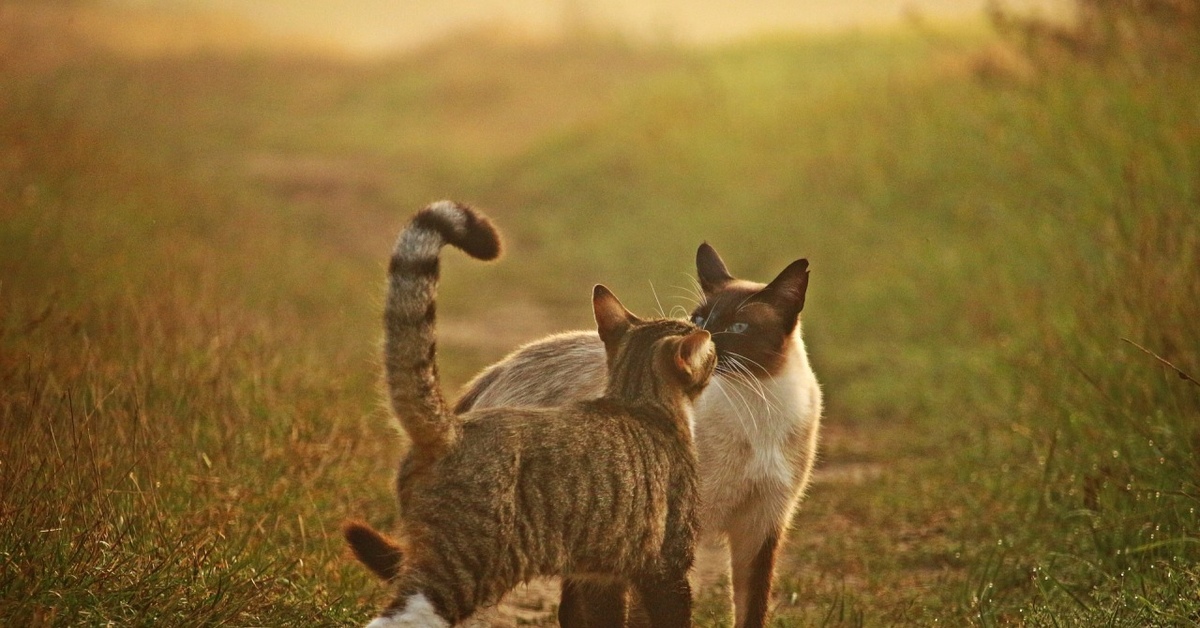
[690,242,809,378]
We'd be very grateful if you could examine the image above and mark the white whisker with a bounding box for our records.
[684,273,705,302]
[739,362,787,413]
[725,359,766,404]
[725,355,782,416]
[717,368,758,431]
[671,278,703,310]
[649,281,667,318]
[725,351,773,380]
[710,378,751,433]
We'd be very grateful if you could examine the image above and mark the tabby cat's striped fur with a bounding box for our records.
[347,202,716,628]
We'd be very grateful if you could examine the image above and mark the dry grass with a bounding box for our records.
[2,2,1197,626]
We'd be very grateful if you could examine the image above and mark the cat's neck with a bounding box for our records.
[782,324,812,374]
[757,326,815,395]
[603,379,694,435]
[605,382,687,411]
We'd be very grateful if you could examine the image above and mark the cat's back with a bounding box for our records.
[454,401,677,469]
[454,331,606,413]
[406,403,689,577]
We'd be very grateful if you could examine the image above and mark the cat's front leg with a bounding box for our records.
[728,526,781,628]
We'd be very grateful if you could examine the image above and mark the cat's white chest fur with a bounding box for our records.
[692,331,822,541]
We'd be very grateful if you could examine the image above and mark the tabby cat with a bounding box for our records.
[346,201,717,628]
[452,242,822,628]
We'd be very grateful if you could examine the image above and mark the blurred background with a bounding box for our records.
[76,0,1065,52]
[2,0,1196,625]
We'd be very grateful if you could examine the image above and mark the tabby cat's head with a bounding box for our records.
[593,285,717,400]
[688,243,810,378]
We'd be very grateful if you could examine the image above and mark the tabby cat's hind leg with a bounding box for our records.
[558,579,628,628]
[633,572,692,628]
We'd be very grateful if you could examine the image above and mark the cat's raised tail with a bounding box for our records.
[385,201,502,459]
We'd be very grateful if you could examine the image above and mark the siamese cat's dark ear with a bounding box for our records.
[674,330,714,381]
[593,285,638,347]
[696,242,735,293]
[757,258,810,325]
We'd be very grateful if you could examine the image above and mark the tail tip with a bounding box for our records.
[342,519,374,542]
[343,520,404,581]
[419,201,502,261]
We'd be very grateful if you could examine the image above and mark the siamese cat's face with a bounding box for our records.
[689,243,809,378]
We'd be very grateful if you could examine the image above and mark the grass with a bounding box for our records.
[1,3,1197,626]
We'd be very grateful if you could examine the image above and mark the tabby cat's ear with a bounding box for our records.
[696,242,735,293]
[593,285,639,347]
[756,258,810,325]
[674,330,715,382]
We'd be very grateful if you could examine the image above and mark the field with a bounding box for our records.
[2,2,1198,626]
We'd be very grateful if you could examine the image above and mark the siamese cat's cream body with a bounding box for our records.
[458,245,822,628]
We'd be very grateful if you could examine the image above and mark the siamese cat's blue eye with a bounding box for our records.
[727,322,749,333]
[692,315,706,326]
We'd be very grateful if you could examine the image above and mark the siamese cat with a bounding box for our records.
[346,201,717,628]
